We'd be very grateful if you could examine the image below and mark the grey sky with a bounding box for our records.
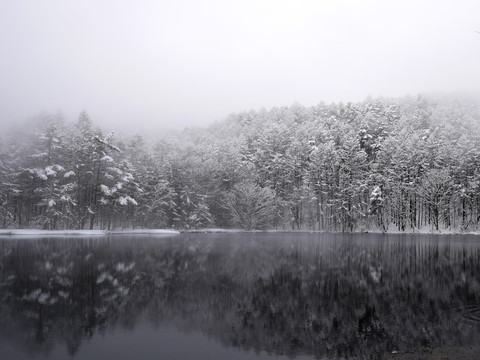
[1,0,479,132]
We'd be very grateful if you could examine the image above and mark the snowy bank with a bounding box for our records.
[183,229,332,233]
[108,229,180,235]
[0,229,180,237]
[181,228,480,236]
[182,228,245,233]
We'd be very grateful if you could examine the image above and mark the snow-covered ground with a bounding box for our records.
[2,228,479,237]
[0,229,180,237]
[182,227,480,235]
[183,228,245,233]
[109,229,180,235]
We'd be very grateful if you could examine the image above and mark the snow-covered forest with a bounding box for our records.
[1,94,480,232]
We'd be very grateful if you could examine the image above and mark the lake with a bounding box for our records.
[1,233,480,360]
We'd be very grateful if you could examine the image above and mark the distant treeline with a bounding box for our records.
[1,94,480,231]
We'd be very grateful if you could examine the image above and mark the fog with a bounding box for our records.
[1,0,479,133]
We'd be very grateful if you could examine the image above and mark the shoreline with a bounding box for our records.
[181,228,480,236]
[0,229,180,237]
[1,228,479,237]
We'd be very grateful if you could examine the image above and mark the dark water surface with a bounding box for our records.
[1,233,480,360]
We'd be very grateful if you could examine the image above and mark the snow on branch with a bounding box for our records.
[93,135,122,152]
[117,196,138,206]
[100,155,114,162]
[28,168,48,180]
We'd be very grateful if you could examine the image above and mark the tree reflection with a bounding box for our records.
[1,234,480,359]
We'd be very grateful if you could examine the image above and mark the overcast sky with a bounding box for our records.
[1,0,479,132]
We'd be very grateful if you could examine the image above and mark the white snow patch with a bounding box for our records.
[369,266,382,283]
[108,229,180,235]
[117,196,137,206]
[0,229,180,237]
[30,152,48,159]
[116,262,135,272]
[45,166,57,176]
[23,289,42,301]
[97,272,109,284]
[109,167,123,175]
[184,228,245,233]
[64,170,75,178]
[55,276,72,287]
[122,173,134,181]
[117,286,129,296]
[100,184,111,196]
[29,168,47,180]
[0,230,108,237]
[38,292,50,304]
[101,155,114,162]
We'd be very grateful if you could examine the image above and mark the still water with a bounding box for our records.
[1,233,480,360]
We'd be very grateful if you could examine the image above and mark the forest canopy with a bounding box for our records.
[1,94,480,232]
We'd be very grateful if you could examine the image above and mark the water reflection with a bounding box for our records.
[1,233,480,359]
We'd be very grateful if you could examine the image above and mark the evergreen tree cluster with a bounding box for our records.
[1,94,480,231]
